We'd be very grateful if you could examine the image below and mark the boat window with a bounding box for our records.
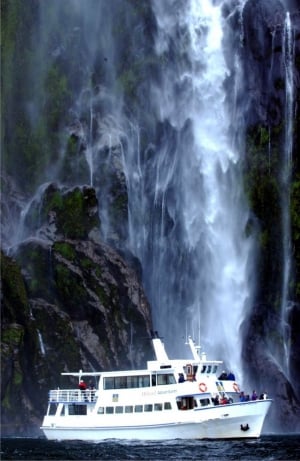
[106,406,114,414]
[135,405,143,413]
[115,406,123,414]
[125,406,133,413]
[104,377,114,389]
[154,403,162,411]
[144,404,153,412]
[60,405,65,416]
[213,365,218,373]
[157,373,176,385]
[164,402,172,410]
[151,374,156,386]
[207,365,212,373]
[114,376,127,389]
[126,376,137,388]
[200,398,210,407]
[176,396,195,410]
[139,376,150,387]
[103,375,150,390]
[48,404,57,416]
[68,404,87,415]
[201,365,206,373]
[97,407,104,414]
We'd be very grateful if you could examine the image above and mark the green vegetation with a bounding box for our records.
[1,1,73,192]
[0,251,30,322]
[244,123,283,305]
[54,242,76,261]
[291,176,300,297]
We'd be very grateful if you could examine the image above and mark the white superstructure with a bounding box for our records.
[41,336,272,441]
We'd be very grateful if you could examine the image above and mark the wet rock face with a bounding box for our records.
[242,0,286,127]
[241,303,300,433]
[243,0,285,60]
[23,183,100,241]
[1,186,153,436]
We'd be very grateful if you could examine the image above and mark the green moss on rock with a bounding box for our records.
[1,251,30,323]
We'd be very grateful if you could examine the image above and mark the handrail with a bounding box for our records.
[49,389,97,403]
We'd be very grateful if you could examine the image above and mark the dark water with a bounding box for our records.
[1,435,300,460]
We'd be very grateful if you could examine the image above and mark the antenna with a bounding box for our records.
[198,303,201,352]
[185,320,188,344]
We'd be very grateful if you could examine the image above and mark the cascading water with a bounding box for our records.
[125,0,256,376]
[280,11,295,377]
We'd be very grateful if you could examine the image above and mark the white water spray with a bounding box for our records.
[126,0,255,376]
[280,11,295,376]
[37,330,46,356]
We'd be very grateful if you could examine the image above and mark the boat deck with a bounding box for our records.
[49,389,96,404]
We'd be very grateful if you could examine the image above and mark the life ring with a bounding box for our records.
[233,382,240,392]
[199,382,207,393]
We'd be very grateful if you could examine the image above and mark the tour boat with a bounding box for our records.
[41,335,272,441]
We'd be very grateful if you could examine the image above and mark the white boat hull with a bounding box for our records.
[41,400,271,441]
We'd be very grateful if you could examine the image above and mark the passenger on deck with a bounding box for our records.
[178,373,185,383]
[79,380,87,391]
[218,370,228,380]
[251,390,258,401]
[212,395,219,405]
[220,393,228,405]
[227,371,235,380]
[239,391,246,402]
[79,380,88,401]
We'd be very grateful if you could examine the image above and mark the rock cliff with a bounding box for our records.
[1,184,153,436]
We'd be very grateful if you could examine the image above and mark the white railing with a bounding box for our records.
[49,389,97,403]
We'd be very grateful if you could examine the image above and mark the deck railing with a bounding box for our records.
[49,389,97,403]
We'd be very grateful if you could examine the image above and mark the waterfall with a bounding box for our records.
[37,330,46,356]
[124,0,255,376]
[280,11,295,376]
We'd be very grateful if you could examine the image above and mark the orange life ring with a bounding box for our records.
[233,382,240,392]
[199,382,207,393]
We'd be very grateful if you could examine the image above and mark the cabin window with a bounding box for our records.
[126,376,137,388]
[69,404,87,415]
[154,403,162,411]
[144,404,153,412]
[207,365,212,373]
[135,405,143,413]
[139,376,150,387]
[103,375,150,390]
[114,377,127,389]
[164,402,172,410]
[176,396,195,410]
[115,406,123,414]
[104,377,114,389]
[200,398,210,407]
[125,406,133,413]
[106,406,114,414]
[60,405,65,416]
[48,404,57,416]
[213,365,218,373]
[157,374,176,385]
[201,365,206,373]
[97,407,104,414]
[151,374,156,386]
